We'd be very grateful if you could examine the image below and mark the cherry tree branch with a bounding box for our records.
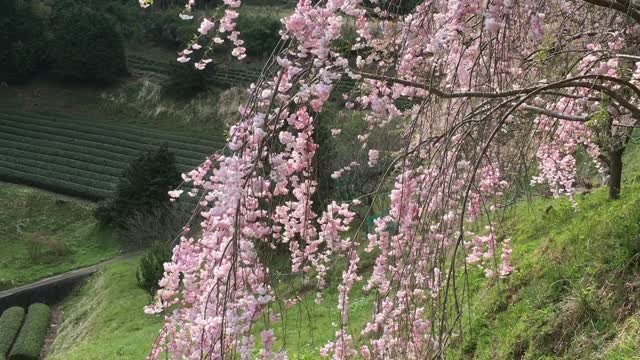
[520,105,590,122]
[356,71,640,117]
[581,0,640,24]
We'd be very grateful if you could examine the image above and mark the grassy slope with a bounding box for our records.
[0,184,120,290]
[46,146,640,359]
[46,255,374,359]
[46,257,162,360]
[459,146,640,359]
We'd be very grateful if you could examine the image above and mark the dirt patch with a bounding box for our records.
[40,304,64,359]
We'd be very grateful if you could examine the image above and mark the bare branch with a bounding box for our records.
[582,0,640,24]
[520,105,589,122]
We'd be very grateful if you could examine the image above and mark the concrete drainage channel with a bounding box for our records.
[0,253,138,313]
[0,267,98,314]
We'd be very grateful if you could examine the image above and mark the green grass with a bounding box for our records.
[0,184,120,290]
[43,149,640,359]
[261,275,374,359]
[454,147,640,359]
[46,149,640,359]
[46,257,163,360]
[45,253,374,359]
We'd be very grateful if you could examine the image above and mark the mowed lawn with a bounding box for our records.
[0,184,120,290]
[0,110,225,201]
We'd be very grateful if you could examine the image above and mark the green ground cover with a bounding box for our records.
[0,184,120,290]
[46,257,162,360]
[47,144,640,359]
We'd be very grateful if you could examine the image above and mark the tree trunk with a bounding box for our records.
[608,147,623,200]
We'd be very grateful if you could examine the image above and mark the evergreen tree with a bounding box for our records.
[0,0,49,83]
[50,3,128,82]
[95,144,180,228]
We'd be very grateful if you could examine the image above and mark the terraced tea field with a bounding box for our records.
[0,111,225,201]
[128,55,357,95]
[128,56,417,109]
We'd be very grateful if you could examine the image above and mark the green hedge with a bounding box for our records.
[0,110,225,149]
[0,155,119,184]
[0,110,222,201]
[0,113,222,158]
[0,122,143,158]
[127,55,359,99]
[128,55,262,90]
[0,140,126,170]
[0,159,115,190]
[8,303,50,360]
[0,167,111,201]
[0,132,202,170]
[0,132,134,163]
[0,307,25,360]
[0,144,193,183]
[0,148,123,177]
[0,116,213,160]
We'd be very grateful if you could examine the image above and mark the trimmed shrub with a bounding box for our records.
[0,166,111,201]
[8,303,50,360]
[137,241,172,299]
[50,4,127,83]
[0,307,25,360]
[163,61,216,99]
[0,110,225,149]
[236,14,281,58]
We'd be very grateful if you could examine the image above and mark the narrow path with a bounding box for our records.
[0,252,140,300]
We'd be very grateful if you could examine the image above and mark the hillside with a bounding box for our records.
[457,146,640,359]
[44,145,640,359]
[0,184,120,290]
[45,257,162,360]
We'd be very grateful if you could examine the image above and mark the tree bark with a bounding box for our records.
[609,147,623,200]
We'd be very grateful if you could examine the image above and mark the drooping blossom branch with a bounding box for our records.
[137,0,640,358]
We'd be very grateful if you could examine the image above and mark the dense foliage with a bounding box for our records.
[8,303,49,360]
[50,3,127,82]
[236,14,281,58]
[137,241,173,298]
[95,145,180,230]
[0,307,25,360]
[163,60,216,98]
[0,0,49,83]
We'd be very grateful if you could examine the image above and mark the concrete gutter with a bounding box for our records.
[0,253,138,312]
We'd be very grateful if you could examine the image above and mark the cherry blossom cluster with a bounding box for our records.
[140,0,640,358]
